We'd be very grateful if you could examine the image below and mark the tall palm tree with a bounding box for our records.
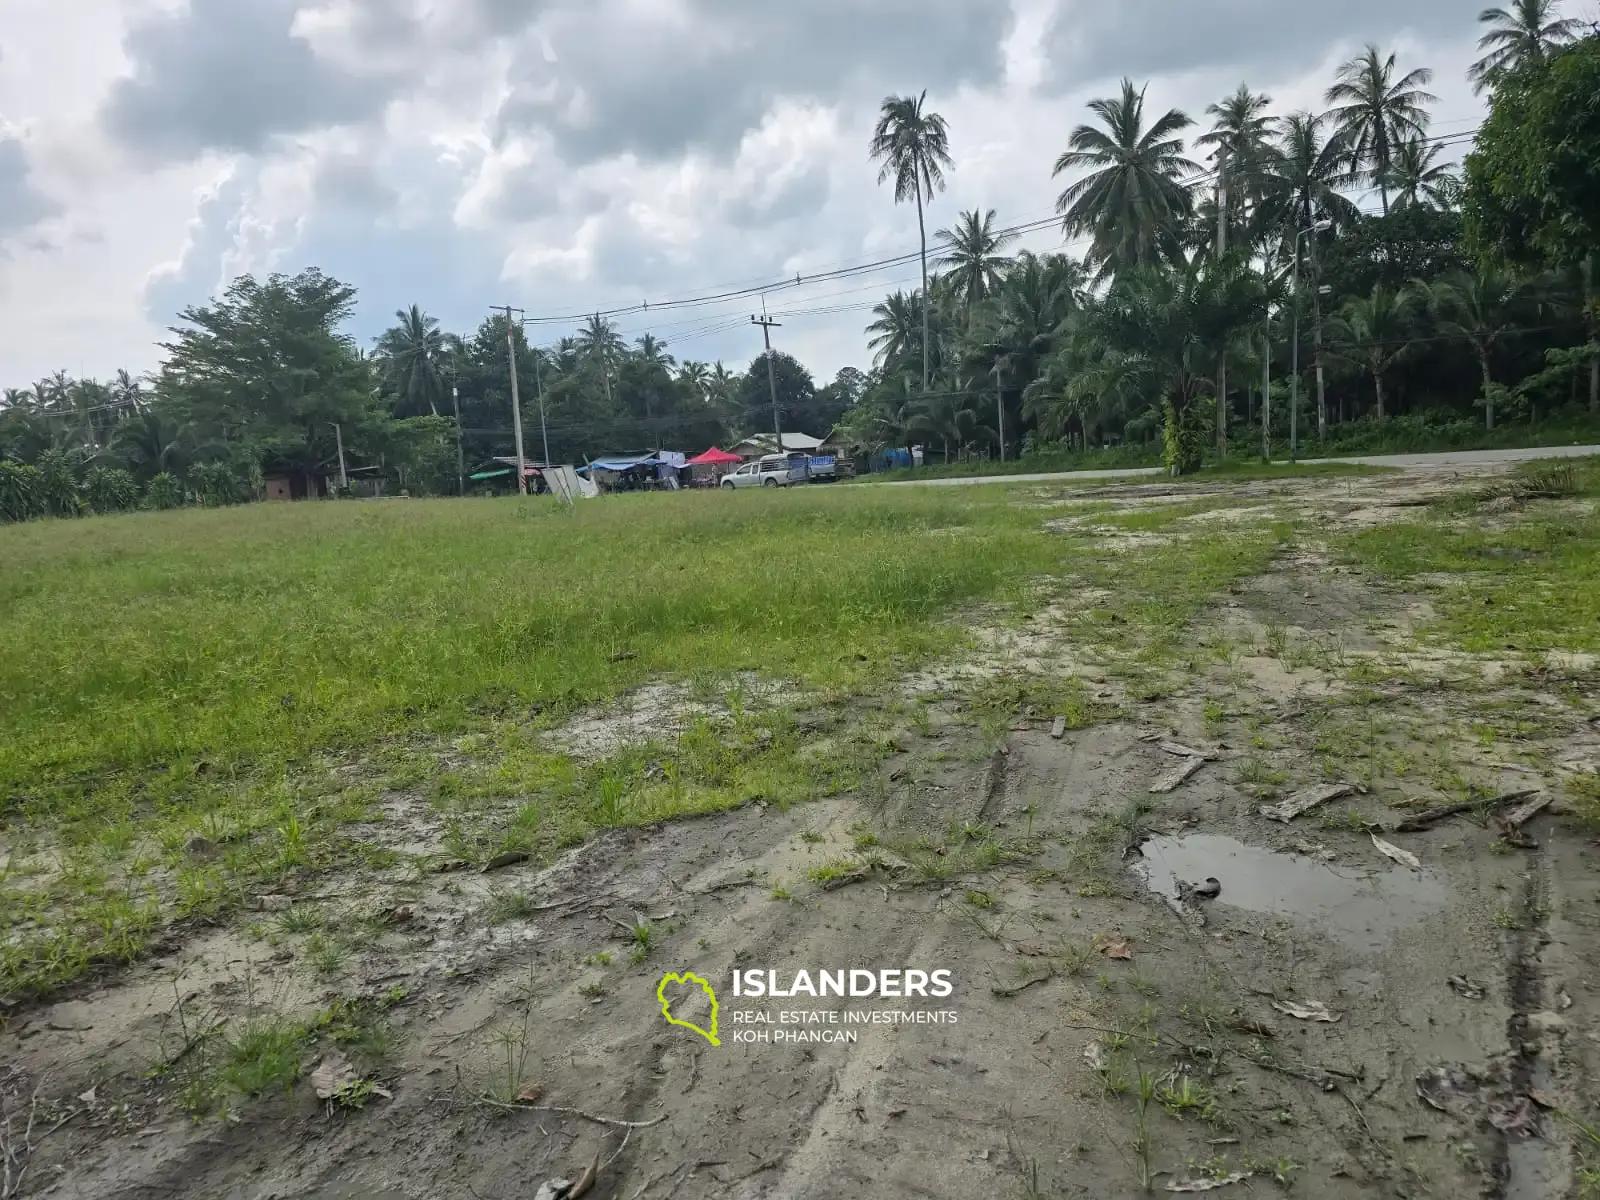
[1386,137,1457,209]
[1325,45,1437,215]
[866,290,925,372]
[1198,84,1279,243]
[870,90,954,395]
[1053,79,1199,280]
[375,304,447,417]
[1469,0,1583,92]
[1417,269,1527,428]
[1329,284,1421,419]
[577,314,625,404]
[634,334,674,373]
[677,361,711,400]
[935,209,1018,309]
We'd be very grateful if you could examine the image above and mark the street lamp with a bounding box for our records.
[1290,220,1332,460]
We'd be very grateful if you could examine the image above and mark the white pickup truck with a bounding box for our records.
[721,453,838,488]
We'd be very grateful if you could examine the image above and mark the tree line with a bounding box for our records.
[2,1,1598,521]
[845,0,1600,471]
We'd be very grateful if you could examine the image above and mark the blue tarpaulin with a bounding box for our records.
[578,455,661,474]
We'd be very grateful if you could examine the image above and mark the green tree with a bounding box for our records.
[160,269,381,484]
[111,409,195,482]
[375,304,448,417]
[1386,137,1457,210]
[1465,33,1600,270]
[870,90,954,395]
[1469,0,1583,92]
[1198,84,1279,248]
[1326,45,1437,215]
[866,291,927,373]
[1055,258,1267,473]
[1053,79,1198,280]
[736,351,817,436]
[1417,268,1529,427]
[935,208,1017,309]
[1329,284,1422,419]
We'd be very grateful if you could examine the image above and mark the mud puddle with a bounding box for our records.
[1133,832,1451,950]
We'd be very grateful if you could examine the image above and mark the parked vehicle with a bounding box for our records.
[721,456,798,488]
[721,453,840,489]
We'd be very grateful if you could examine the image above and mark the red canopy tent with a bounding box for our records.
[687,447,743,465]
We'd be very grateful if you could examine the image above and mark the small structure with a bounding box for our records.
[730,432,826,460]
[686,446,742,486]
[263,469,330,501]
[469,457,550,493]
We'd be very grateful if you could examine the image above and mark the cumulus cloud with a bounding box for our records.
[0,137,60,238]
[5,0,1491,385]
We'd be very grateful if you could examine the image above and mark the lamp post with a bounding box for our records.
[1290,220,1332,460]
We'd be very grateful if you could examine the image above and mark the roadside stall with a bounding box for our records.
[685,447,743,486]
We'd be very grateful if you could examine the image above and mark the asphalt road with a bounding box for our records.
[880,444,1600,487]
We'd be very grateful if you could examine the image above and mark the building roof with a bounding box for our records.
[734,432,826,454]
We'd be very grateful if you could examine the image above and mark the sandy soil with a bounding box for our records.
[3,464,1598,1200]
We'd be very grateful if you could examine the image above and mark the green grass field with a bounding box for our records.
[0,487,1071,800]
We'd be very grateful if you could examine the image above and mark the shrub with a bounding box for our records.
[0,460,45,523]
[145,472,184,510]
[84,467,141,514]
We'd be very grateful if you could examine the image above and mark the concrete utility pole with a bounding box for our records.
[334,422,348,491]
[451,383,465,496]
[530,344,551,469]
[993,362,1005,463]
[1215,150,1228,459]
[502,306,527,494]
[595,312,614,407]
[1261,329,1271,461]
[752,304,784,452]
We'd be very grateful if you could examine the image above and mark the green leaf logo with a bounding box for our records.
[656,971,720,1046]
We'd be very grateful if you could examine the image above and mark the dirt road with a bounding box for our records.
[884,443,1600,486]
[4,462,1598,1199]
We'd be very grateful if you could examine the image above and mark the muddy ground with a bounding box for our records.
[5,464,1600,1199]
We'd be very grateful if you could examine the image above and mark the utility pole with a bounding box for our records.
[993,362,1005,463]
[1261,329,1271,462]
[1312,271,1328,441]
[451,383,465,496]
[334,422,348,491]
[502,306,527,494]
[1215,150,1228,459]
[752,303,783,452]
[531,343,551,469]
[1290,271,1300,462]
[596,312,614,408]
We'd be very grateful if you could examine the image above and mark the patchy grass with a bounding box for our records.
[1340,461,1600,653]
[0,486,1080,1002]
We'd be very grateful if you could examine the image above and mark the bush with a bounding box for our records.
[0,460,45,523]
[1163,400,1205,475]
[34,449,83,517]
[145,472,184,510]
[84,467,140,514]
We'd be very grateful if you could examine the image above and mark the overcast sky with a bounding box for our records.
[0,0,1498,387]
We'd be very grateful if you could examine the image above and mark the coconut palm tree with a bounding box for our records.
[1258,114,1360,245]
[866,290,925,372]
[935,208,1018,309]
[1053,79,1199,280]
[1329,285,1422,419]
[1198,84,1280,243]
[1417,269,1528,428]
[869,90,954,395]
[1386,137,1457,209]
[677,361,711,400]
[634,334,674,373]
[1325,45,1437,215]
[1469,0,1583,93]
[375,304,447,417]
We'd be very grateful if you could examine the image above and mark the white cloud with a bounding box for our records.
[0,0,1492,386]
